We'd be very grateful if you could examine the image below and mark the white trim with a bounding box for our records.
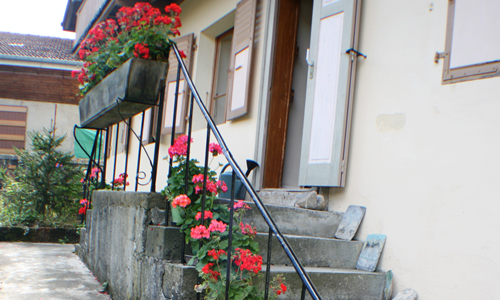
[0,55,82,71]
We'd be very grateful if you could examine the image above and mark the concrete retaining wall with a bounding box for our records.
[76,190,197,300]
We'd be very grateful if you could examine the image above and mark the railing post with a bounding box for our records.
[151,80,166,192]
[124,119,131,191]
[166,63,182,226]
[87,129,100,204]
[112,123,119,190]
[184,94,195,192]
[102,128,108,189]
[225,171,236,300]
[264,227,273,300]
[168,63,182,178]
[201,125,211,223]
[135,111,145,192]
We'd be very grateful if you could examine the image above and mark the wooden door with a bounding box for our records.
[262,0,300,188]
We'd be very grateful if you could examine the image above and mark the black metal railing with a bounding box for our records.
[74,126,108,207]
[169,44,322,300]
[77,42,322,299]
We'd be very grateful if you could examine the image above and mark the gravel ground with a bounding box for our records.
[0,242,111,300]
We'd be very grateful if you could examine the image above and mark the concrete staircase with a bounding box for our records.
[76,191,391,299]
[146,201,391,300]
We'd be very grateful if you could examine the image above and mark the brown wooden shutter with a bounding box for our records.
[0,105,27,155]
[226,0,257,120]
[162,33,195,135]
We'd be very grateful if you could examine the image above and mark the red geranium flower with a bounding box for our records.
[208,219,227,233]
[191,225,210,239]
[165,3,182,15]
[172,194,191,208]
[195,210,213,221]
[133,43,150,59]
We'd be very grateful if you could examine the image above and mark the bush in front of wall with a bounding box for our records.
[0,127,83,227]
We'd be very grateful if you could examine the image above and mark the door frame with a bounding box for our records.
[261,0,300,188]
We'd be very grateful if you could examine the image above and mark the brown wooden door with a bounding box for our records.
[262,0,300,188]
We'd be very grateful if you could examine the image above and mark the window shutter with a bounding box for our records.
[106,125,112,158]
[298,0,361,187]
[226,0,257,120]
[117,121,128,153]
[162,33,195,135]
[142,108,153,144]
[0,105,27,155]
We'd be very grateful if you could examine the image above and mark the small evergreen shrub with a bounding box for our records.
[0,128,83,227]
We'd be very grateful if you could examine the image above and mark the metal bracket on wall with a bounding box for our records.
[345,48,367,61]
[434,51,445,63]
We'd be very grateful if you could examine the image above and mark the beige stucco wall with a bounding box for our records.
[102,1,500,298]
[329,1,500,299]
[0,98,79,154]
[107,0,267,191]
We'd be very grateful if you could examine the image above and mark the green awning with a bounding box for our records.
[74,128,103,159]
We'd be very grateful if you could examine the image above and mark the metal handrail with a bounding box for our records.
[171,44,322,300]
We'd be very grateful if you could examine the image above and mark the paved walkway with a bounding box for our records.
[0,242,111,300]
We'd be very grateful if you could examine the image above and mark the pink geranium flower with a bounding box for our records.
[229,200,251,211]
[168,135,192,157]
[195,210,213,221]
[172,194,191,208]
[208,219,227,233]
[209,143,223,156]
[191,225,210,239]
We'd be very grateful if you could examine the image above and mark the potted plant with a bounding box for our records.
[73,2,187,129]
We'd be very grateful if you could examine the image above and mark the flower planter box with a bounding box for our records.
[79,58,168,129]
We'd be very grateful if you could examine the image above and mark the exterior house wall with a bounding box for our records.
[328,1,500,299]
[96,0,500,298]
[107,0,267,191]
[0,54,81,156]
[0,98,80,154]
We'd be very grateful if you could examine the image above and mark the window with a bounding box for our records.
[211,29,234,124]
[225,0,257,120]
[117,121,128,153]
[162,34,195,135]
[106,125,112,158]
[141,108,155,145]
[0,105,27,155]
[442,0,500,84]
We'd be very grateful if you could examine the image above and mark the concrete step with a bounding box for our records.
[260,265,389,300]
[152,262,388,300]
[217,199,343,238]
[146,226,363,269]
[255,233,363,269]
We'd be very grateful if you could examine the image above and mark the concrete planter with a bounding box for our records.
[79,58,168,129]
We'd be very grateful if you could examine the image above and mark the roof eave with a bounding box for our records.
[0,54,83,68]
[62,0,83,32]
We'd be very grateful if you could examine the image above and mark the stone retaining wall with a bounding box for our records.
[76,190,197,299]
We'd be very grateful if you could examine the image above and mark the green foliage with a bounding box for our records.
[74,2,183,95]
[0,128,83,227]
[161,136,287,299]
